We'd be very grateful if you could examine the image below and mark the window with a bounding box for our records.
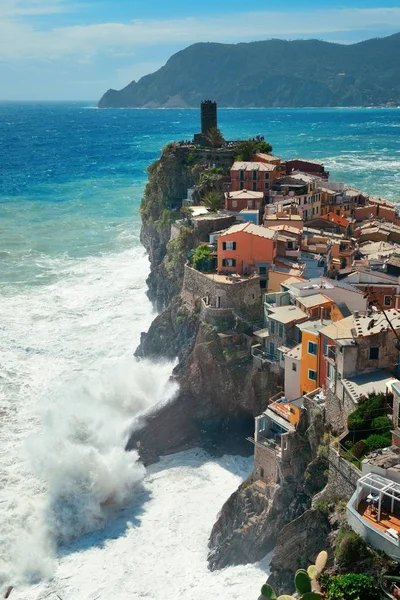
[252,170,257,181]
[292,362,297,372]
[240,182,244,190]
[265,181,270,189]
[308,369,317,381]
[259,266,267,275]
[260,467,264,478]
[269,342,275,357]
[308,341,317,355]
[287,241,293,249]
[265,173,269,180]
[252,182,257,192]
[369,347,379,360]
[327,363,336,381]
[231,200,237,208]
[222,258,236,267]
[278,323,284,338]
[239,170,245,181]
[270,320,275,334]
[223,241,236,250]
[384,295,392,307]
[323,337,328,356]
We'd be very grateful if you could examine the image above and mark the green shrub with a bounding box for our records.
[365,433,391,453]
[191,244,213,271]
[348,393,387,431]
[335,529,370,569]
[352,440,368,459]
[315,500,330,515]
[371,415,392,433]
[347,413,364,431]
[325,573,380,600]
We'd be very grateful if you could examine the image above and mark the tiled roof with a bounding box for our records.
[219,222,276,239]
[268,305,308,324]
[225,189,264,199]
[231,161,276,172]
[297,293,332,308]
[321,309,400,340]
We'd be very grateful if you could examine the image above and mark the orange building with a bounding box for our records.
[297,319,332,395]
[230,161,279,199]
[217,223,277,277]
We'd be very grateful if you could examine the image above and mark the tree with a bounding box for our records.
[202,190,224,212]
[205,126,225,148]
[235,139,273,161]
[191,244,214,272]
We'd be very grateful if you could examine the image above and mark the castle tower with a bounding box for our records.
[201,100,217,135]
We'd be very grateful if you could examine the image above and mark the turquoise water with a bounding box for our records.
[1,104,400,595]
[1,104,400,289]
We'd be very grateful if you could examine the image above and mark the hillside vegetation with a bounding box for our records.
[99,33,400,108]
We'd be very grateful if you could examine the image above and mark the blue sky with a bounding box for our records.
[1,0,400,101]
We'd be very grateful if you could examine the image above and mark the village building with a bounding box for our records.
[320,310,400,433]
[230,161,279,201]
[224,189,264,213]
[216,222,277,287]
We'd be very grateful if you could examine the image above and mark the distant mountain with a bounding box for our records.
[98,34,400,109]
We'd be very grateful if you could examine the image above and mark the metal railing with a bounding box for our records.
[251,345,279,362]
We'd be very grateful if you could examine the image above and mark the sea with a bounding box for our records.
[1,103,400,600]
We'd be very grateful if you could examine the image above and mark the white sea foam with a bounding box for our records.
[0,243,177,589]
[0,240,268,599]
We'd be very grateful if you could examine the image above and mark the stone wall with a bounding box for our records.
[325,388,356,435]
[325,445,360,501]
[192,214,235,242]
[254,442,279,483]
[182,264,263,323]
[200,299,235,330]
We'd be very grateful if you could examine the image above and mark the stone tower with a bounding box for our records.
[201,100,217,135]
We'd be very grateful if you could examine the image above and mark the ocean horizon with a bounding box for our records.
[1,104,399,599]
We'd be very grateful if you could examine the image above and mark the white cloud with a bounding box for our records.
[0,7,400,63]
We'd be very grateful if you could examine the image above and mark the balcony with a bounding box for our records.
[326,346,337,361]
[251,344,279,363]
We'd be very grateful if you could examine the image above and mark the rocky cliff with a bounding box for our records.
[131,295,282,463]
[207,402,329,585]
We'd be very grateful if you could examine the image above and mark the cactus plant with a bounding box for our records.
[259,550,329,600]
[295,570,312,595]
[260,584,277,599]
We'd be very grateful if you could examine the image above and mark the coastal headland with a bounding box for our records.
[131,101,400,597]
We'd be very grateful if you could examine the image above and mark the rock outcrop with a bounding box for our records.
[207,403,328,581]
[130,303,282,463]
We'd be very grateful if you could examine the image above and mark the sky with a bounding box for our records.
[1,0,400,101]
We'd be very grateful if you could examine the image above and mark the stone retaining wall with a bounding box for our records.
[326,445,360,501]
[182,264,263,323]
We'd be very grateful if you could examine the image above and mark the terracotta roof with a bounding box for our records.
[231,161,276,172]
[225,189,264,199]
[219,222,276,240]
[297,293,332,309]
[321,309,400,341]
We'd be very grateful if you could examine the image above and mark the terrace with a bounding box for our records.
[347,472,400,559]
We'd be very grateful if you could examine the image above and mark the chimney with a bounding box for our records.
[354,310,359,319]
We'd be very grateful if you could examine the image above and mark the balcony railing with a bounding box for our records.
[326,346,337,361]
[251,344,279,363]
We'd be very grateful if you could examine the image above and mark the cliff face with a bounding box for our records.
[207,404,328,584]
[140,147,195,310]
[131,298,282,463]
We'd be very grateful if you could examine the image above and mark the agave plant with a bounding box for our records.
[260,551,328,600]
